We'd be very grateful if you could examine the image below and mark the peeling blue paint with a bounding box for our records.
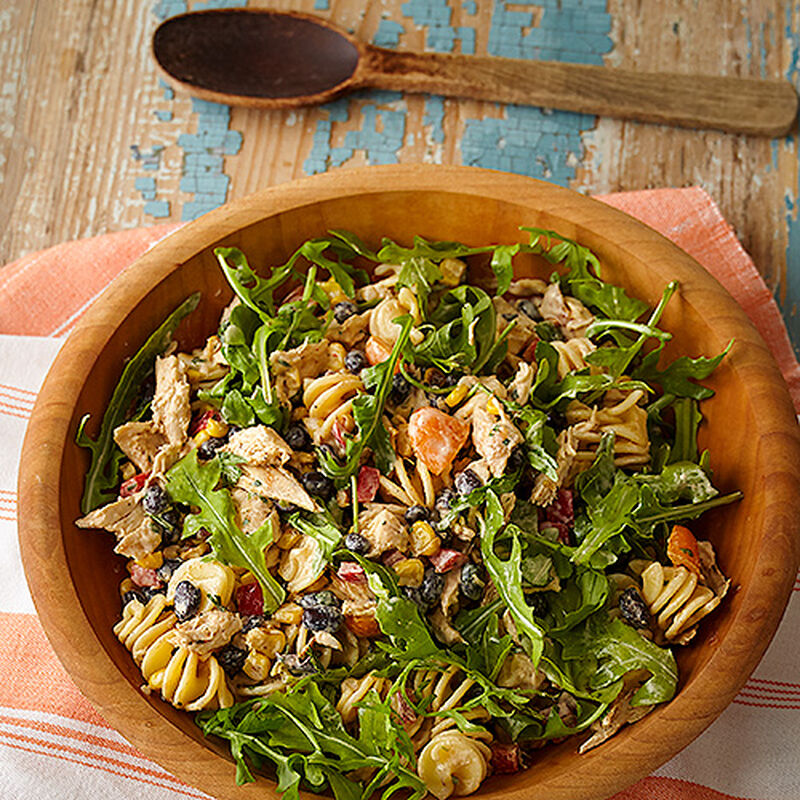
[158,79,174,101]
[135,177,157,201]
[374,19,405,48]
[154,110,173,122]
[424,96,446,144]
[144,200,171,217]
[130,144,163,170]
[152,0,187,20]
[462,0,477,14]
[314,0,330,9]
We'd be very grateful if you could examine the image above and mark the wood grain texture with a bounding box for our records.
[17,166,800,800]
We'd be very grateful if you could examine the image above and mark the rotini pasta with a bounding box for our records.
[551,337,596,379]
[302,371,363,445]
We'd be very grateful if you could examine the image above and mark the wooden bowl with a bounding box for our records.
[18,165,800,800]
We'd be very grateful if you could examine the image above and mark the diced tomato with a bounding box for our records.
[667,524,702,575]
[546,489,573,527]
[120,472,149,498]
[337,561,367,584]
[236,582,264,615]
[345,612,381,638]
[408,407,470,476]
[130,564,160,588]
[189,408,219,436]
[356,465,380,502]
[490,742,521,774]
[429,548,467,574]
[522,336,540,364]
[365,336,393,366]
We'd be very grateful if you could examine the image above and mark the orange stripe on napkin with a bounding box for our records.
[0,612,106,727]
[0,225,180,337]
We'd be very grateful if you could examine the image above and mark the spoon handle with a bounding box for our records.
[362,47,797,137]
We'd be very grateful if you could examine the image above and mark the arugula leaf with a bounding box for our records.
[480,491,545,666]
[669,397,702,464]
[319,316,413,479]
[395,257,442,315]
[523,226,648,321]
[574,433,616,507]
[464,613,514,682]
[558,615,677,706]
[633,339,733,400]
[635,461,718,505]
[165,450,285,613]
[633,488,743,530]
[489,244,517,295]
[76,292,200,513]
[571,473,640,565]
[454,597,504,644]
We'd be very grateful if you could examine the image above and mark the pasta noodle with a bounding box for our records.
[114,596,233,711]
[551,337,596,379]
[302,371,363,445]
[417,731,492,800]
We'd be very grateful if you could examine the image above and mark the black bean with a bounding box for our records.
[241,614,268,633]
[216,645,247,678]
[435,487,457,512]
[302,470,334,500]
[389,373,411,404]
[517,298,541,321]
[198,436,227,460]
[459,562,485,602]
[344,531,371,555]
[122,589,145,607]
[302,604,343,633]
[143,484,170,515]
[298,590,341,609]
[173,580,202,622]
[333,301,359,323]
[443,371,462,387]
[507,446,527,474]
[454,469,482,496]
[419,568,445,607]
[156,558,183,583]
[285,424,312,451]
[344,349,368,373]
[619,588,651,628]
[404,505,430,525]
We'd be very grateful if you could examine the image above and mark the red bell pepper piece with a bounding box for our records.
[429,548,467,574]
[236,582,264,615]
[356,465,380,502]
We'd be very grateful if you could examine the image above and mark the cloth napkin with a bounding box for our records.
[1,187,798,800]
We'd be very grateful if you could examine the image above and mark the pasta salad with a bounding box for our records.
[76,228,741,800]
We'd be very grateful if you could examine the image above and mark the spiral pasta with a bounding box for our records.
[566,388,650,469]
[302,371,363,445]
[114,595,233,711]
[551,337,596,380]
[635,561,724,643]
[380,457,436,507]
[417,731,492,800]
[336,672,391,724]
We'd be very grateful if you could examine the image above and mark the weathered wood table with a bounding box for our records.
[2,0,798,349]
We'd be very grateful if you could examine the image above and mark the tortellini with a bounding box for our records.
[417,731,492,800]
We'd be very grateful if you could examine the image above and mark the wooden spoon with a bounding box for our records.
[153,9,797,137]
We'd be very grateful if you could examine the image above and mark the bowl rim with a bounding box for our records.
[17,164,800,800]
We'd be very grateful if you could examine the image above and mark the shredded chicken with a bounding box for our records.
[76,494,160,561]
[471,405,523,478]
[270,340,334,404]
[508,362,535,405]
[225,425,292,467]
[230,488,278,536]
[539,283,594,339]
[492,296,538,355]
[530,427,578,506]
[113,422,168,473]
[327,309,372,347]
[172,608,242,657]
[454,376,508,420]
[429,607,465,646]
[358,504,408,556]
[236,465,317,512]
[151,355,192,448]
[176,336,229,383]
[507,278,548,296]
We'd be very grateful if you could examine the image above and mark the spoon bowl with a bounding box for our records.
[152,8,798,136]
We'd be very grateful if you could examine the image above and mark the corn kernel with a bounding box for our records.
[319,277,348,304]
[273,602,303,625]
[445,383,469,407]
[119,578,135,596]
[135,551,163,570]
[193,428,212,447]
[205,418,229,438]
[186,367,203,382]
[440,257,466,287]
[243,651,272,682]
[246,628,286,658]
[410,520,442,557]
[486,395,502,416]
[393,558,424,587]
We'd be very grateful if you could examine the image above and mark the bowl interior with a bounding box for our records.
[23,169,800,800]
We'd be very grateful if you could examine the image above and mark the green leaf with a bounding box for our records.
[165,450,285,612]
[490,244,517,295]
[634,461,718,505]
[480,491,545,666]
[523,226,648,321]
[394,256,443,314]
[76,292,200,513]
[633,339,733,400]
[669,397,702,464]
[288,509,343,574]
[558,615,677,706]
